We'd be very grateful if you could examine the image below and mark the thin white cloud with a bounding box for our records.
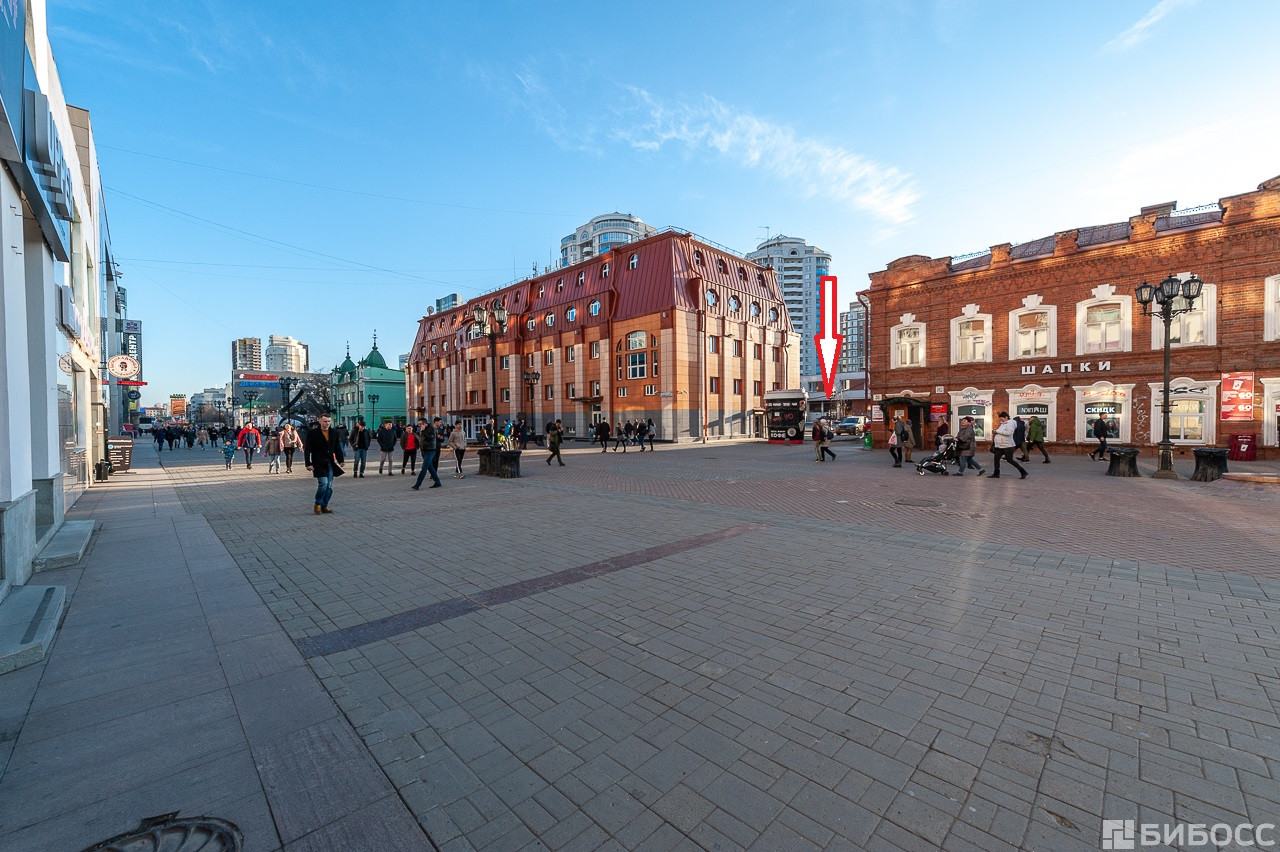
[1105,0,1197,51]
[612,88,919,226]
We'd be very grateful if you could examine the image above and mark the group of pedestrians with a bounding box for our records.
[592,418,657,452]
[887,412,1053,479]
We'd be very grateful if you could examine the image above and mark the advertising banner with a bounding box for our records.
[170,394,187,418]
[1221,372,1255,421]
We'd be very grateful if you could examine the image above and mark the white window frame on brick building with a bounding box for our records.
[1073,380,1136,444]
[1146,376,1220,446]
[947,387,994,440]
[1262,376,1280,448]
[890,313,926,369]
[1003,384,1060,442]
[949,303,992,365]
[1150,276,1217,349]
[1266,275,1280,341]
[1008,294,1057,360]
[1076,283,1133,356]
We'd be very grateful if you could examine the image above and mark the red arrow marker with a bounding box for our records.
[814,275,843,401]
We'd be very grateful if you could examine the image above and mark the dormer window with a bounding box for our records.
[589,299,601,316]
[737,267,747,282]
[716,258,728,274]
[628,253,638,270]
[556,278,564,292]
[693,250,704,267]
[602,262,610,278]
[577,271,585,286]
[537,284,545,298]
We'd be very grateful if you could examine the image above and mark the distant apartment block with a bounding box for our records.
[231,337,262,371]
[559,213,656,268]
[265,334,309,372]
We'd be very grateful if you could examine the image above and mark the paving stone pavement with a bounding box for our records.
[131,439,1280,850]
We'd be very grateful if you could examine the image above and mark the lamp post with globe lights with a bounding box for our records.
[1135,272,1203,479]
[472,300,509,447]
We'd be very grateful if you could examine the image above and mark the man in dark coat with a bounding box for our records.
[304,414,345,514]
[412,417,443,489]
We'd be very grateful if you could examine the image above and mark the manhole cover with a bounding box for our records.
[83,813,242,851]
[895,498,942,508]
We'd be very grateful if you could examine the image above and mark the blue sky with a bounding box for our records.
[47,0,1280,406]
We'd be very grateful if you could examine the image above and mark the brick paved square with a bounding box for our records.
[141,442,1280,849]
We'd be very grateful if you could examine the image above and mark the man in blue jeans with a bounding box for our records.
[411,417,442,489]
[304,414,345,514]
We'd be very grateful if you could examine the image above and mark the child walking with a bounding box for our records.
[221,439,236,470]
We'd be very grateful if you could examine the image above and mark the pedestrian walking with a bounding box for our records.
[447,421,468,478]
[236,423,261,469]
[197,427,208,449]
[989,411,1027,479]
[1088,416,1110,461]
[349,419,370,477]
[646,418,656,451]
[635,419,649,451]
[153,427,165,452]
[613,421,627,452]
[221,438,236,469]
[1025,416,1050,463]
[954,416,985,476]
[304,414,345,514]
[899,417,915,463]
[279,421,301,472]
[399,426,417,474]
[547,419,566,466]
[375,421,398,475]
[595,420,611,452]
[934,418,949,449]
[890,415,911,467]
[623,420,635,449]
[264,430,282,473]
[412,417,443,489]
[1013,416,1028,461]
[185,428,196,449]
[813,418,836,462]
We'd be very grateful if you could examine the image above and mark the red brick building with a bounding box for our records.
[407,231,800,441]
[867,175,1280,458]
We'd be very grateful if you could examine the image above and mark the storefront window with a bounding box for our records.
[1167,399,1205,440]
[958,405,987,438]
[56,333,86,500]
[1084,404,1121,439]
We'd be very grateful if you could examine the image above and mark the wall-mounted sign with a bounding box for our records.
[1084,403,1119,415]
[126,390,141,401]
[20,84,72,259]
[238,373,280,381]
[1020,361,1111,376]
[1221,372,1255,421]
[1016,403,1050,417]
[0,0,24,161]
[123,319,142,333]
[106,354,141,379]
[117,379,147,386]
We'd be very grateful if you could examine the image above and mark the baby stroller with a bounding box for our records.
[916,435,957,475]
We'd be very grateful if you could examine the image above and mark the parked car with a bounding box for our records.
[832,416,864,436]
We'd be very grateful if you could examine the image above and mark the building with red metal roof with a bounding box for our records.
[407,230,800,441]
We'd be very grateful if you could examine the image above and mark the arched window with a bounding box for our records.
[538,284,545,298]
[602,262,610,278]
[768,307,779,324]
[949,303,993,365]
[728,296,741,313]
[545,312,555,327]
[737,267,747,282]
[526,317,536,330]
[566,306,577,322]
[750,302,761,318]
[890,313,926,369]
[556,278,564,292]
[627,331,646,350]
[589,299,601,316]
[705,289,719,307]
[717,258,728,274]
[577,271,585,286]
[628,253,638,270]
[693,250,704,267]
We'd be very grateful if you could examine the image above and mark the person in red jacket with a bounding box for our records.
[399,425,417,475]
[236,423,262,469]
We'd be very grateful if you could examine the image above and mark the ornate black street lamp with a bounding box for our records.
[523,370,541,416]
[369,393,380,428]
[1135,272,1203,479]
[279,377,297,422]
[473,300,509,446]
[242,390,259,427]
[227,395,239,428]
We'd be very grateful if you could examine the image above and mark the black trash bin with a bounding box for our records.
[1191,447,1229,482]
[1105,447,1141,477]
